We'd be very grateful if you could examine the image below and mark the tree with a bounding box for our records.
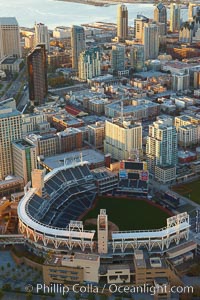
[99,295,107,300]
[7,262,11,268]
[0,289,4,300]
[26,292,33,300]
[88,294,95,300]
[75,293,80,300]
[2,283,11,291]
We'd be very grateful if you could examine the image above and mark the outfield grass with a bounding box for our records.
[82,196,170,231]
[172,180,200,204]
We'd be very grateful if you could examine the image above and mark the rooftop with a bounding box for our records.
[106,118,142,129]
[1,57,17,64]
[0,108,21,119]
[41,149,105,170]
[62,253,99,262]
[0,17,18,26]
[107,264,130,270]
[12,139,35,149]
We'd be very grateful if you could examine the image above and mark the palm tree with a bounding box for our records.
[0,290,4,300]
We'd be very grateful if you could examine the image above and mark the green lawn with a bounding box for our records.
[172,180,200,204]
[177,204,196,216]
[82,196,170,231]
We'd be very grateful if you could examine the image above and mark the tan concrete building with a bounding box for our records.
[174,115,192,129]
[107,265,130,284]
[61,253,100,283]
[134,15,149,41]
[0,17,21,59]
[104,118,142,161]
[25,134,59,157]
[117,4,128,41]
[43,257,84,286]
[43,253,100,285]
[88,122,105,149]
[12,139,37,184]
[143,23,159,60]
[22,113,48,135]
[0,57,23,73]
[178,124,200,147]
[31,169,45,197]
[155,165,176,184]
[0,105,22,180]
[0,176,24,198]
[34,23,50,52]
[133,250,179,287]
[57,128,83,153]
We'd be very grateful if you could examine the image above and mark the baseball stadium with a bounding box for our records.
[17,160,190,254]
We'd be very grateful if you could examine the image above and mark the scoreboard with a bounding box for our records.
[119,160,149,181]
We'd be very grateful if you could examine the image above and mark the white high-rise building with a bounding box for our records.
[134,15,149,41]
[12,140,37,184]
[0,17,21,59]
[117,4,128,41]
[177,124,200,148]
[34,23,50,52]
[172,73,190,92]
[170,3,181,32]
[146,118,177,178]
[130,44,144,72]
[78,47,101,81]
[104,118,142,161]
[143,23,159,60]
[154,2,167,35]
[71,25,86,70]
[0,100,22,180]
[111,45,125,74]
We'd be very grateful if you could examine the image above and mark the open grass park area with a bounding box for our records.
[82,196,170,231]
[172,180,200,205]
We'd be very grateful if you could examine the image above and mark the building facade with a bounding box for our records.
[71,25,85,70]
[117,4,128,41]
[27,44,48,106]
[134,15,149,41]
[88,122,105,149]
[111,45,125,74]
[34,23,50,52]
[143,23,159,60]
[0,105,22,180]
[177,124,200,147]
[170,3,181,32]
[104,118,142,161]
[12,140,37,184]
[0,17,21,59]
[172,73,190,92]
[146,118,177,179]
[57,128,83,153]
[78,47,101,80]
[154,3,167,35]
[130,44,145,72]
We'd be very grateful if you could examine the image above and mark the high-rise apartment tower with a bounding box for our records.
[71,25,86,70]
[27,44,48,106]
[34,23,50,52]
[117,4,128,41]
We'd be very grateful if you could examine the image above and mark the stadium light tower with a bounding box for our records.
[97,209,108,254]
